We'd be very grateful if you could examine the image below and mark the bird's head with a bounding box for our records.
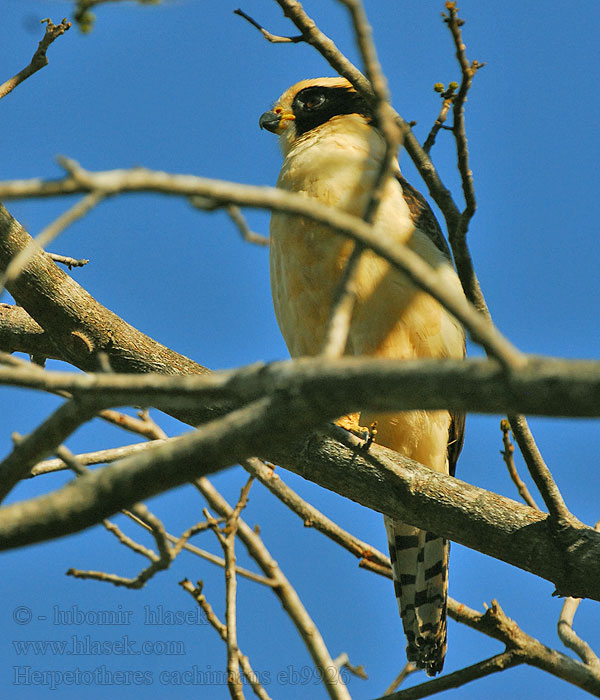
[259,77,375,155]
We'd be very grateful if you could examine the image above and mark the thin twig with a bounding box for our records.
[225,205,269,246]
[558,598,600,669]
[196,478,352,700]
[499,419,540,510]
[332,652,368,680]
[242,457,391,571]
[99,407,168,440]
[125,508,276,586]
[47,253,90,269]
[206,478,254,700]
[440,2,487,317]
[204,505,245,699]
[55,445,174,589]
[443,3,484,221]
[101,517,158,560]
[507,413,570,522]
[170,518,218,557]
[423,83,457,154]
[29,438,169,477]
[0,397,100,503]
[0,191,105,295]
[233,9,304,43]
[0,18,71,100]
[189,196,269,246]
[180,579,273,700]
[437,4,572,564]
[383,663,418,695]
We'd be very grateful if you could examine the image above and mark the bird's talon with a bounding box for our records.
[363,421,378,451]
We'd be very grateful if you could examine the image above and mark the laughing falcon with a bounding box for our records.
[260,77,466,676]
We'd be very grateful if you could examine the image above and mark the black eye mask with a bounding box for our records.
[291,86,374,135]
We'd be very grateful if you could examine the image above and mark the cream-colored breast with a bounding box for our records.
[271,116,416,355]
[269,114,465,471]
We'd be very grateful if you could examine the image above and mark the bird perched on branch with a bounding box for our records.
[260,77,466,676]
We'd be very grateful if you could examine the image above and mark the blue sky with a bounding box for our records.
[2,1,600,698]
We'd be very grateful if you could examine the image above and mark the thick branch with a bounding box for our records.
[3,355,600,419]
[0,204,211,413]
[1,400,600,600]
[447,599,600,696]
[0,303,61,359]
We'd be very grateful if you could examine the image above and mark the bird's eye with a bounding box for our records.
[302,93,326,110]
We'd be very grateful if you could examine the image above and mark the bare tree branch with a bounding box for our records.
[558,598,600,669]
[446,599,600,696]
[180,578,273,700]
[440,2,487,313]
[0,202,210,381]
[0,18,71,100]
[0,191,105,295]
[0,177,521,367]
[557,519,600,668]
[233,8,304,43]
[0,304,62,360]
[242,457,391,571]
[4,355,600,422]
[0,397,100,502]
[126,508,275,587]
[224,205,269,246]
[98,407,167,441]
[239,461,600,695]
[203,480,254,700]
[2,397,600,599]
[196,477,352,700]
[47,253,89,269]
[55,445,174,589]
[499,419,540,510]
[29,439,168,477]
[378,651,521,699]
[507,413,570,522]
[383,663,418,695]
[423,83,457,154]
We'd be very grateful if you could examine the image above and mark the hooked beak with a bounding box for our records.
[259,109,295,134]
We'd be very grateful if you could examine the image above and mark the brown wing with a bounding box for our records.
[396,174,452,261]
[397,173,466,477]
[447,411,465,477]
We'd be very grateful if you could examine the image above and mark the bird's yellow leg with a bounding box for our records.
[335,414,378,449]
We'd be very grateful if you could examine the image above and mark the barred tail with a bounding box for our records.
[385,515,449,676]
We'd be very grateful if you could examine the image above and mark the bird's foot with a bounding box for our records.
[335,414,378,451]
